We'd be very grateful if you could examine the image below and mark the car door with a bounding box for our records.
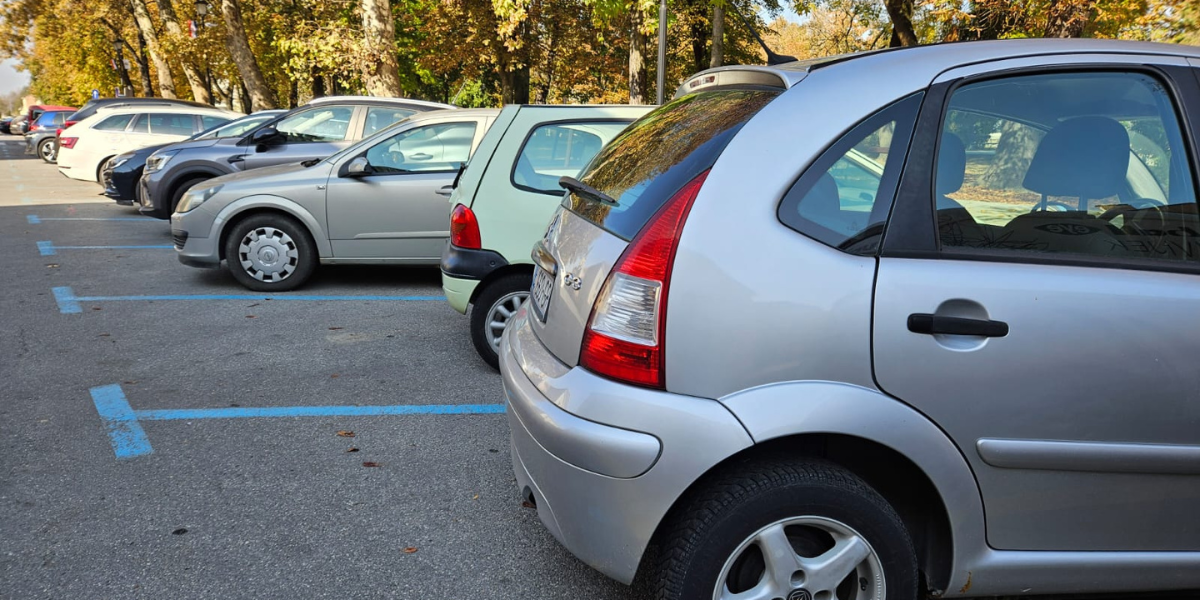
[325,119,485,260]
[238,104,358,171]
[872,62,1200,552]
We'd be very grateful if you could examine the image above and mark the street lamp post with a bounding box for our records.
[656,0,667,105]
[194,1,213,105]
[112,39,132,97]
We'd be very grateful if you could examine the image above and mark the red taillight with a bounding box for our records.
[450,204,481,249]
[59,137,78,149]
[28,123,39,131]
[579,170,709,389]
[63,120,76,129]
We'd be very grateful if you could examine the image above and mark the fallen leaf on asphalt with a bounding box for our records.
[98,333,111,337]
[246,315,256,319]
[472,494,479,500]
[402,547,418,554]
[247,303,259,308]
[336,430,355,438]
[362,461,381,468]
[521,501,535,509]
[488,449,498,453]
[328,326,343,330]
[123,380,137,385]
[346,447,359,453]
[45,263,58,268]
[91,307,102,311]
[330,374,340,379]
[172,528,188,535]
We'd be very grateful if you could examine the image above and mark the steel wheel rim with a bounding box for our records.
[713,516,885,600]
[237,226,300,282]
[485,291,529,351]
[39,141,54,160]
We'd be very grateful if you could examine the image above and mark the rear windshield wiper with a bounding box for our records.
[559,176,618,206]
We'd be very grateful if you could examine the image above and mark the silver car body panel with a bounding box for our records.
[501,307,753,584]
[502,39,1200,597]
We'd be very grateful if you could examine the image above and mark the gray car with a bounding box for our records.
[172,108,498,290]
[138,95,455,219]
[499,39,1200,600]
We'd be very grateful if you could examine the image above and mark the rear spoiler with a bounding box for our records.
[673,67,805,100]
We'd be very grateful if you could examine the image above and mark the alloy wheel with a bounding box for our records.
[714,516,885,600]
[485,291,529,351]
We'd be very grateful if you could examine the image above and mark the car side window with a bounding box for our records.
[146,113,199,136]
[130,114,150,133]
[778,94,922,254]
[363,107,415,136]
[363,122,478,174]
[936,71,1199,265]
[513,122,631,195]
[201,116,228,131]
[94,114,134,132]
[275,106,355,143]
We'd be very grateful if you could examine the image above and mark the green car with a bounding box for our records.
[441,104,652,368]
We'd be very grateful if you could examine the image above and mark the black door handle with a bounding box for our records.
[908,314,1008,338]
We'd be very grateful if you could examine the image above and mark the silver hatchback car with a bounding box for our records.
[500,39,1200,600]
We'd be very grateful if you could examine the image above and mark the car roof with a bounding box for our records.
[677,39,1200,98]
[30,105,75,111]
[87,97,212,108]
[96,105,241,116]
[404,107,499,121]
[307,95,456,110]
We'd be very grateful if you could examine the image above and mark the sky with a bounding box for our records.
[0,59,30,96]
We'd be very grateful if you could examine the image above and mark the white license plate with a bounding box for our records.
[531,267,554,322]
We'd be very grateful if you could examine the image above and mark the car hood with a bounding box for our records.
[209,161,323,189]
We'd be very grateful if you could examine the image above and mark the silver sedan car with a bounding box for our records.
[171,109,498,290]
[500,39,1200,600]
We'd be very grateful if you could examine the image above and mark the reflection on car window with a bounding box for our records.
[779,96,918,253]
[94,114,135,132]
[513,122,630,195]
[364,107,415,136]
[936,71,1199,264]
[364,122,478,174]
[276,106,355,143]
[198,115,271,140]
[146,113,201,136]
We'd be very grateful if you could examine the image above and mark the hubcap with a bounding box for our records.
[714,516,884,600]
[485,291,529,352]
[238,227,299,282]
[40,142,54,160]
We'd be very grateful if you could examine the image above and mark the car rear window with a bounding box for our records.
[568,89,779,240]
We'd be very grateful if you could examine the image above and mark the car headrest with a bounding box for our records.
[1023,117,1129,199]
[937,132,966,196]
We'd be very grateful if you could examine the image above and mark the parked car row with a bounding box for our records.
[30,38,1200,600]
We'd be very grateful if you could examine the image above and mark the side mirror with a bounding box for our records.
[250,126,282,149]
[343,156,373,178]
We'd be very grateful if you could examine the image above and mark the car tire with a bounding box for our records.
[222,214,317,292]
[96,156,116,182]
[38,138,56,163]
[649,458,918,600]
[469,272,531,370]
[169,176,211,216]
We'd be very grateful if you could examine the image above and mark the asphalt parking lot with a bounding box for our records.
[0,136,631,599]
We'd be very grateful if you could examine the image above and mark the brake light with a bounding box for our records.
[579,170,709,389]
[28,123,39,132]
[59,137,78,149]
[450,204,481,249]
[63,120,76,129]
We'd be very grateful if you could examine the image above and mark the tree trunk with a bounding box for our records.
[133,34,155,96]
[885,0,918,47]
[129,0,177,98]
[157,0,212,104]
[500,65,530,104]
[628,7,648,105]
[239,80,253,114]
[689,0,707,74]
[1046,0,1093,37]
[312,68,327,98]
[710,2,724,68]
[220,0,277,110]
[980,121,1041,190]
[360,0,403,97]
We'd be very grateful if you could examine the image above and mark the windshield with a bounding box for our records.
[194,113,278,140]
[569,89,779,240]
[320,116,416,165]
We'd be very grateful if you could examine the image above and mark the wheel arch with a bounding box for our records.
[469,262,535,305]
[639,382,984,597]
[213,197,331,261]
[164,168,226,209]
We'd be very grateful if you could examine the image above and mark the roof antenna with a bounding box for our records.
[728,5,797,65]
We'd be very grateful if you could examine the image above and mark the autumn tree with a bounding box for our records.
[220,0,277,109]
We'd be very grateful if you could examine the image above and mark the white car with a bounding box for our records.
[58,105,241,183]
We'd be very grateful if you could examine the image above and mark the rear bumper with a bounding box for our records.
[499,307,753,584]
[441,274,478,315]
[441,244,508,314]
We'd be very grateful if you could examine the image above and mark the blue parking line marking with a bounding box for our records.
[136,404,506,420]
[53,286,81,314]
[37,241,172,254]
[27,214,153,222]
[89,384,504,460]
[90,385,154,459]
[53,286,442,313]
